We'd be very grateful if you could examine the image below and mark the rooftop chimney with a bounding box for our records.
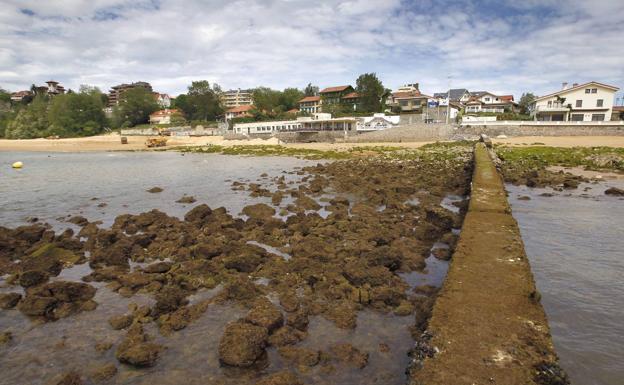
[562,82,568,90]
[572,83,578,87]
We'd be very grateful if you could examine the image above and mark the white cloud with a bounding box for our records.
[0,0,622,98]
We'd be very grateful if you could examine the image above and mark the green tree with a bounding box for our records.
[112,87,159,127]
[252,87,282,113]
[304,83,319,97]
[5,95,49,139]
[518,92,536,115]
[280,88,304,111]
[356,73,385,113]
[176,81,223,122]
[48,89,107,136]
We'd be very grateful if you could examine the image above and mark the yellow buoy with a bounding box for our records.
[12,161,23,169]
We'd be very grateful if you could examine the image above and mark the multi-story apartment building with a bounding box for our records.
[223,89,253,108]
[531,81,619,121]
[319,85,355,106]
[107,81,153,107]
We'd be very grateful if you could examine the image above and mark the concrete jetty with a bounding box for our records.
[409,143,567,385]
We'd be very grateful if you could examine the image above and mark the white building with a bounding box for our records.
[223,89,253,108]
[234,120,302,135]
[464,92,517,114]
[149,109,182,125]
[153,93,171,108]
[531,81,619,121]
[357,113,400,131]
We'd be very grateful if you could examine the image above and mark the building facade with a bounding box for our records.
[223,89,253,108]
[464,92,517,114]
[225,104,254,120]
[531,82,619,121]
[388,84,430,113]
[319,85,354,106]
[234,120,303,135]
[149,109,182,125]
[299,96,322,114]
[434,89,471,105]
[108,81,153,107]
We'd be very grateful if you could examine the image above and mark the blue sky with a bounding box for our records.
[1,0,623,102]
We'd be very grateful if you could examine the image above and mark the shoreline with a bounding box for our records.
[2,134,624,153]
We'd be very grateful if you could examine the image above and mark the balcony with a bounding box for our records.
[535,104,569,112]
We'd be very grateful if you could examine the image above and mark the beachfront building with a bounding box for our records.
[234,120,303,135]
[531,81,620,121]
[464,92,517,114]
[225,105,255,121]
[387,83,430,113]
[356,113,400,131]
[299,96,322,114]
[223,89,253,108]
[108,81,153,107]
[149,109,182,125]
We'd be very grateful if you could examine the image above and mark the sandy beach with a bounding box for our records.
[1,134,623,153]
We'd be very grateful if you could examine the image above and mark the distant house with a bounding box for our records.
[387,84,430,113]
[149,109,182,125]
[434,89,471,105]
[611,106,624,121]
[341,92,361,111]
[10,90,32,102]
[45,80,65,95]
[531,81,620,121]
[319,85,355,106]
[225,105,255,120]
[464,92,517,114]
[153,93,171,108]
[299,96,322,114]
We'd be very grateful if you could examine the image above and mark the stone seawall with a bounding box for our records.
[457,124,624,137]
[409,143,567,385]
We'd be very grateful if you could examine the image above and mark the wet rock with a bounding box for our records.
[329,343,369,368]
[267,326,307,346]
[94,340,113,352]
[18,281,97,320]
[19,269,49,287]
[109,314,134,330]
[425,207,456,230]
[517,195,531,201]
[219,276,263,304]
[0,292,22,309]
[184,204,212,222]
[116,324,164,367]
[147,187,163,193]
[0,331,12,345]
[286,310,309,331]
[143,261,172,273]
[295,196,321,211]
[192,239,224,259]
[67,216,89,226]
[323,300,357,329]
[431,246,451,261]
[255,371,303,385]
[562,179,580,189]
[117,272,154,291]
[242,203,276,221]
[394,300,415,316]
[271,191,284,206]
[89,363,117,383]
[605,187,624,196]
[152,286,189,316]
[218,321,269,367]
[244,298,284,333]
[176,195,197,204]
[21,243,68,276]
[278,346,320,367]
[50,371,83,385]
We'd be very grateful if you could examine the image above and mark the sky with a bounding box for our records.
[1,0,623,102]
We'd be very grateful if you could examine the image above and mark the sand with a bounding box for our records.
[1,133,623,153]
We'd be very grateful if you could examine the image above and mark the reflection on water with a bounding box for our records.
[508,181,624,385]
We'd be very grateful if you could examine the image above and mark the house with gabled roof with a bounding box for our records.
[531,81,620,121]
[319,85,354,106]
[299,96,322,114]
[433,88,471,105]
[465,91,518,114]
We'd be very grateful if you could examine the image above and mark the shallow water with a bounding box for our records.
[0,151,448,385]
[507,181,624,385]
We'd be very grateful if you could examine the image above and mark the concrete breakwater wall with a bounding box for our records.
[457,124,624,137]
[409,143,567,385]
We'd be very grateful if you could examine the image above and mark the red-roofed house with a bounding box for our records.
[320,85,354,106]
[10,90,33,102]
[465,91,518,114]
[225,104,255,120]
[299,96,321,114]
[150,109,183,125]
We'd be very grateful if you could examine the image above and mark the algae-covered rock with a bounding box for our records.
[329,343,369,368]
[184,204,212,223]
[19,269,49,287]
[108,314,133,330]
[242,203,276,221]
[244,298,284,333]
[277,346,320,367]
[255,371,303,385]
[218,321,268,367]
[0,292,22,309]
[116,324,163,367]
[89,363,117,383]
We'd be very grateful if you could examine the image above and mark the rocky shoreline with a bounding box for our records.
[0,144,472,384]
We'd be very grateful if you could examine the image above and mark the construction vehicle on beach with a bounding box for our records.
[145,137,168,148]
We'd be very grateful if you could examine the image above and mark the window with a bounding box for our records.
[571,114,584,121]
[591,88,597,93]
[597,99,603,107]
[585,89,591,93]
[547,101,552,107]
[592,114,605,121]
[576,100,583,108]
[485,97,490,102]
